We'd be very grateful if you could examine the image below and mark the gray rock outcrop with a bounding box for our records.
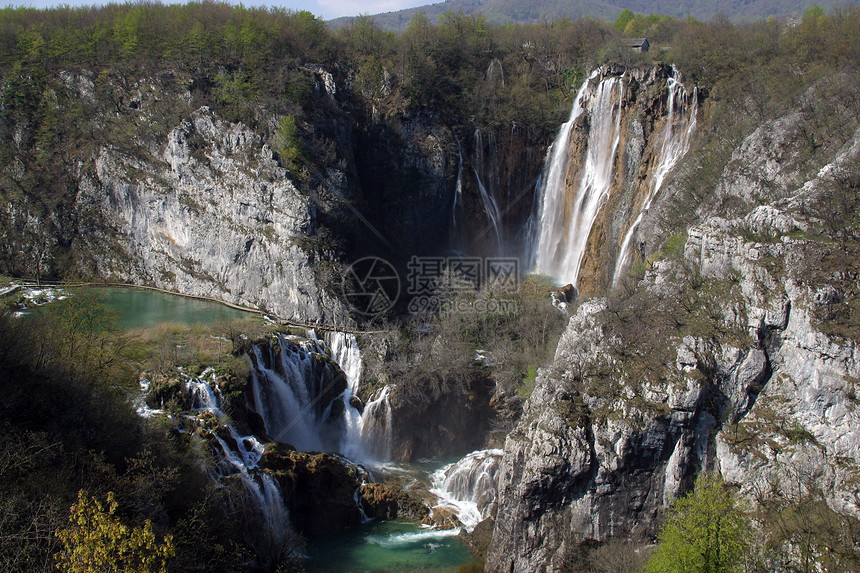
[75,106,347,324]
[487,104,860,571]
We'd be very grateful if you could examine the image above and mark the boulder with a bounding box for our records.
[358,482,429,521]
[261,445,365,536]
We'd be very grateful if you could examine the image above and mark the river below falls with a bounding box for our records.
[306,519,477,572]
[304,457,482,572]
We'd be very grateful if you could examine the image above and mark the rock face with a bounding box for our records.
[358,482,430,521]
[261,444,365,536]
[487,104,860,570]
[487,300,711,572]
[75,107,345,324]
[692,124,860,519]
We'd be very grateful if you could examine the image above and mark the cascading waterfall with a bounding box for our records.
[611,74,698,287]
[248,331,393,465]
[248,335,328,452]
[212,433,288,544]
[361,385,394,461]
[529,71,624,286]
[186,369,290,546]
[430,449,504,529]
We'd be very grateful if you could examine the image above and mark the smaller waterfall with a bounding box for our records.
[611,74,698,287]
[326,332,377,463]
[186,370,221,411]
[213,433,289,544]
[473,129,503,247]
[183,370,290,546]
[136,376,164,418]
[452,138,465,231]
[486,58,505,86]
[530,70,624,286]
[475,172,503,247]
[430,449,504,529]
[362,385,394,461]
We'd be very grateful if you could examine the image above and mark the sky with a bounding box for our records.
[12,0,439,21]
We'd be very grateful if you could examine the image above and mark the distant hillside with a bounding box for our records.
[329,0,859,31]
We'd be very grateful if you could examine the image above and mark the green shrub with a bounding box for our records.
[272,115,304,172]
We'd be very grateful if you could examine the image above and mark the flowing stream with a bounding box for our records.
[306,451,502,572]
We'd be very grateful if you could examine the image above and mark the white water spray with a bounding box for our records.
[430,448,504,529]
[326,332,384,463]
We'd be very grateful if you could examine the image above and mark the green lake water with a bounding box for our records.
[84,287,254,330]
[306,519,476,572]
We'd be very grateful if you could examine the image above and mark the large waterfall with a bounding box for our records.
[529,71,624,286]
[611,74,698,286]
[430,449,504,529]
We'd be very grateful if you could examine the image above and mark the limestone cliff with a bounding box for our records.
[1,64,551,323]
[75,106,343,323]
[487,93,860,571]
